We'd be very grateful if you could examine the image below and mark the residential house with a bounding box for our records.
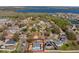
[0,31,18,51]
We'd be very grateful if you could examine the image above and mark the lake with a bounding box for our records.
[16,6,79,13]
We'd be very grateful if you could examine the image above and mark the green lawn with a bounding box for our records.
[59,40,79,50]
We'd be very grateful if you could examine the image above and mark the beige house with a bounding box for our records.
[27,32,45,52]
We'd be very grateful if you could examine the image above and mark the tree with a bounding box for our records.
[0,25,6,32]
[50,16,71,31]
[0,32,5,41]
[21,28,27,32]
[66,31,76,40]
[13,33,19,41]
[26,39,33,43]
[31,28,36,32]
[50,27,60,34]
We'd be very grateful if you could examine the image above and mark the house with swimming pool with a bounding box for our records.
[0,31,18,51]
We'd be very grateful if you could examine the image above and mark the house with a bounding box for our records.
[72,24,77,31]
[4,32,14,39]
[54,40,64,47]
[27,32,45,52]
[0,39,17,51]
[0,19,8,25]
[45,40,58,50]
[49,33,59,40]
[0,30,18,51]
[4,40,17,50]
[54,32,68,46]
[0,40,4,46]
[60,32,67,40]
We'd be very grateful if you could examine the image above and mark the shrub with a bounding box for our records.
[66,31,76,40]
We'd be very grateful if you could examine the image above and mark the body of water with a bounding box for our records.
[16,6,79,13]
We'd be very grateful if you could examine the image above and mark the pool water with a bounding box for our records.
[32,41,43,50]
